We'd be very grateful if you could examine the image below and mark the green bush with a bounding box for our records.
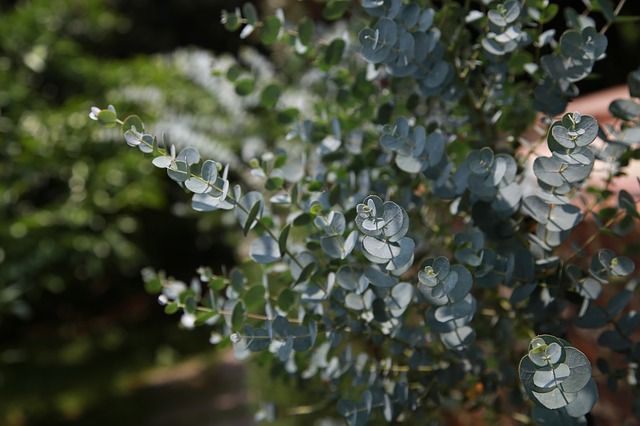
[0,1,272,422]
[0,0,264,319]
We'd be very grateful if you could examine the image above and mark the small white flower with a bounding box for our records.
[209,333,223,345]
[180,313,196,329]
[89,106,101,120]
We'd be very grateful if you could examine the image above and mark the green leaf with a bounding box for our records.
[208,276,226,291]
[236,192,264,232]
[323,39,346,67]
[97,109,117,126]
[260,84,281,109]
[618,190,639,218]
[322,0,349,20]
[226,64,241,82]
[231,301,246,329]
[295,262,316,284]
[235,78,255,96]
[164,302,179,315]
[278,224,291,257]
[121,114,144,135]
[609,99,640,121]
[261,16,281,45]
[540,4,559,23]
[244,285,265,309]
[195,310,216,325]
[242,3,258,25]
[293,212,311,226]
[244,200,263,236]
[277,107,300,124]
[230,269,247,292]
[278,288,295,311]
[298,18,314,46]
[222,9,242,31]
[265,176,284,191]
[143,274,162,294]
[274,151,287,169]
[184,296,197,314]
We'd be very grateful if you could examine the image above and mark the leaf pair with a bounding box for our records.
[519,335,597,419]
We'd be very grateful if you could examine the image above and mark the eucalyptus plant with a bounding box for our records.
[90,0,639,424]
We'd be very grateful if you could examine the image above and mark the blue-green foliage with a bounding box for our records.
[519,335,598,423]
[419,257,476,350]
[483,0,529,56]
[537,27,608,114]
[92,0,640,424]
[359,1,452,94]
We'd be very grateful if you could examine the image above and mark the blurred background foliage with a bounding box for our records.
[0,0,639,425]
[0,0,247,424]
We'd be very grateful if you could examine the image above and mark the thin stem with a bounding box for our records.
[126,118,328,294]
[600,0,628,34]
[390,363,448,373]
[236,332,311,340]
[564,209,625,263]
[174,301,302,323]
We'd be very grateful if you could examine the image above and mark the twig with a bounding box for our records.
[600,0,628,34]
